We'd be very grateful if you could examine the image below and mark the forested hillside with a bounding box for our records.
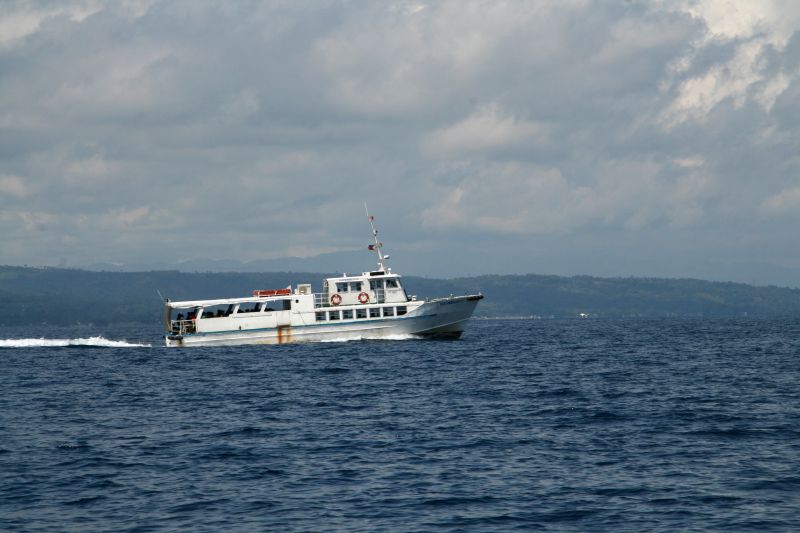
[1,266,799,326]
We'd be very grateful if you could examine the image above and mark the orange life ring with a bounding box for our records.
[358,292,369,304]
[331,293,342,306]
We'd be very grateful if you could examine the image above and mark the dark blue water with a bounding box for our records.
[2,318,799,532]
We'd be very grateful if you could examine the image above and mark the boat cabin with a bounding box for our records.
[321,269,409,307]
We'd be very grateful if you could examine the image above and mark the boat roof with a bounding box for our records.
[327,270,400,281]
[167,295,291,309]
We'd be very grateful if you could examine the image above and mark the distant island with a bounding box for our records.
[2,265,800,326]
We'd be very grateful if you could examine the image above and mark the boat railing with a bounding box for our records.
[170,319,196,335]
[313,289,385,308]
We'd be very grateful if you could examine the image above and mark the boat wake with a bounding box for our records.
[0,336,151,348]
[319,333,421,343]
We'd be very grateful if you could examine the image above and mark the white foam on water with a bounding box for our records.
[375,333,422,341]
[318,333,420,343]
[318,337,361,343]
[0,336,151,348]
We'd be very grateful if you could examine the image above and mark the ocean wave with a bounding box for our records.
[0,336,151,348]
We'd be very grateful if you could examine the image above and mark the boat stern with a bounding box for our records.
[164,334,184,347]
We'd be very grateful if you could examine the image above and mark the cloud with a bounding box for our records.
[0,174,30,198]
[657,0,800,126]
[0,1,104,47]
[0,1,798,284]
[422,103,548,157]
[111,205,150,226]
[663,0,800,44]
[63,154,124,185]
[761,187,800,215]
[18,211,55,232]
[421,157,719,234]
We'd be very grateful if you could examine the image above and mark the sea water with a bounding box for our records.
[1,318,799,532]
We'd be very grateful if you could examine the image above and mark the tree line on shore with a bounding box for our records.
[2,265,800,326]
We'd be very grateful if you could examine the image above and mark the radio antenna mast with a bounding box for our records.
[364,203,388,271]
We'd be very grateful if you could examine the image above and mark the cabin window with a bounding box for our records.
[315,312,326,321]
[264,299,291,312]
[369,308,380,318]
[386,279,399,288]
[369,279,384,290]
[397,306,407,316]
[328,310,340,320]
[237,302,260,313]
[383,307,395,317]
[356,308,367,319]
[201,304,229,318]
[349,281,361,292]
[336,282,348,293]
[342,309,353,319]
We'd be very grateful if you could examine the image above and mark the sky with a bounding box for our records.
[2,0,800,285]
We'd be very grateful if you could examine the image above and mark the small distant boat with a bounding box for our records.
[163,208,483,347]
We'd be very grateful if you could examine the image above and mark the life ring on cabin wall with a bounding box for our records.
[358,292,369,304]
[331,293,342,306]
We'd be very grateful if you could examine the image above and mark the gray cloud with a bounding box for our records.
[1,0,800,285]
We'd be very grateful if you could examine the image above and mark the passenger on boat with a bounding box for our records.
[177,313,184,321]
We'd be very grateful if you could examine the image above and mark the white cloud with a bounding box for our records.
[674,156,705,168]
[422,103,548,156]
[421,157,720,234]
[0,1,103,47]
[48,45,178,118]
[761,187,800,215]
[661,38,790,125]
[0,175,31,198]
[219,89,260,124]
[658,0,800,126]
[311,2,539,117]
[63,155,124,185]
[664,0,800,45]
[112,206,150,226]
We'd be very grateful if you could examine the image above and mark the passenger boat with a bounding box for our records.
[163,210,483,347]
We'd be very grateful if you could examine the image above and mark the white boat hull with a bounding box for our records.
[164,295,482,347]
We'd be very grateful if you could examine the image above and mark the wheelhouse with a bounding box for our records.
[321,269,410,307]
